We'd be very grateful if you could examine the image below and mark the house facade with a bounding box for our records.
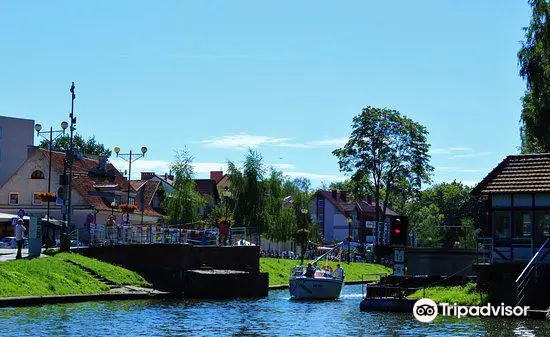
[0,116,34,187]
[0,147,162,234]
[472,153,550,263]
[311,190,397,244]
[132,172,175,215]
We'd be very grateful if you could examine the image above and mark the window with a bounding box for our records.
[492,194,511,208]
[493,211,511,240]
[56,187,64,205]
[129,197,135,205]
[32,193,43,205]
[535,211,550,238]
[514,211,532,238]
[513,194,532,207]
[8,193,19,205]
[318,214,324,223]
[30,170,45,179]
[535,194,550,207]
[317,198,324,207]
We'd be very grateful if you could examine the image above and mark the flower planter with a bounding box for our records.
[38,193,56,202]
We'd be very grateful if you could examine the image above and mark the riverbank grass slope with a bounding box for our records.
[408,283,488,306]
[260,258,391,286]
[0,253,150,297]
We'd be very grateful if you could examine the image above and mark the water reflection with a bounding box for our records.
[0,285,548,337]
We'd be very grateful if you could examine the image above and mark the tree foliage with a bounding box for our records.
[162,149,205,226]
[402,181,484,248]
[39,134,112,157]
[519,0,550,153]
[333,106,433,223]
[227,149,266,232]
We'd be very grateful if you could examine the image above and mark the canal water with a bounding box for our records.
[0,285,548,336]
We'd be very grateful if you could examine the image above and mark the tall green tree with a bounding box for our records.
[162,150,205,227]
[227,149,266,233]
[519,0,550,153]
[403,181,484,248]
[39,134,112,157]
[333,106,433,224]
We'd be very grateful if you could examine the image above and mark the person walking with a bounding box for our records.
[15,219,26,259]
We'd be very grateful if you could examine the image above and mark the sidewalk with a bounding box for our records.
[0,248,45,262]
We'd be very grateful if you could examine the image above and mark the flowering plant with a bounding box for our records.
[38,192,56,202]
[120,203,137,213]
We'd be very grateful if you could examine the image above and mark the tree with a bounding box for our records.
[333,106,433,227]
[39,134,112,157]
[227,149,266,233]
[162,150,205,227]
[402,181,485,248]
[519,0,550,153]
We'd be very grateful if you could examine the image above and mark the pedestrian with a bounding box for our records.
[15,219,26,259]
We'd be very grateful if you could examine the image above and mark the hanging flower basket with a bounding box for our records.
[120,203,137,213]
[38,192,56,202]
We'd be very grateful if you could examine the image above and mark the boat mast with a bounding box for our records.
[312,242,343,265]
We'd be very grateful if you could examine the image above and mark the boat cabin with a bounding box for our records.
[472,154,550,263]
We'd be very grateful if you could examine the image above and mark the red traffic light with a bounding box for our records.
[394,228,401,235]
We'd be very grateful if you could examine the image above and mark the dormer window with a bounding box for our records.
[31,170,45,179]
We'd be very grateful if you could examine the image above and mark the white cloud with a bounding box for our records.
[436,167,487,173]
[199,133,347,150]
[430,147,474,154]
[449,151,491,159]
[283,171,346,181]
[200,133,290,150]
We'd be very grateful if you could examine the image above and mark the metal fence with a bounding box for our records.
[86,224,219,246]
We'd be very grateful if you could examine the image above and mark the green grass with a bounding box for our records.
[54,253,150,287]
[0,257,108,297]
[260,258,391,286]
[408,283,487,306]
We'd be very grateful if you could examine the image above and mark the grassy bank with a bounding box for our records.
[260,258,391,286]
[408,283,487,306]
[0,253,150,298]
[54,253,150,287]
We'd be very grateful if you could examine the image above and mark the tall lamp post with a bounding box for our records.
[300,208,309,264]
[113,146,148,204]
[62,82,77,252]
[34,121,68,221]
[222,187,232,245]
[346,217,352,263]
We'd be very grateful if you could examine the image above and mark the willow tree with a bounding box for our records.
[333,106,433,225]
[162,149,205,227]
[227,149,266,234]
[519,0,550,153]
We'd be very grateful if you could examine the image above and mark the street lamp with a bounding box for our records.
[35,121,68,222]
[346,217,352,263]
[114,146,148,204]
[222,187,232,218]
[110,200,118,216]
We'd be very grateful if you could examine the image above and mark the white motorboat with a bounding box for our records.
[289,242,344,300]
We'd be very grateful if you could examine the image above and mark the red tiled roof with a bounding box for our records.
[39,148,161,217]
[316,190,397,216]
[210,171,223,183]
[472,153,550,194]
[194,179,220,201]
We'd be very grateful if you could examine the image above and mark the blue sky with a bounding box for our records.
[0,1,532,187]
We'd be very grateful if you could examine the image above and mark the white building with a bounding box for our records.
[0,115,34,186]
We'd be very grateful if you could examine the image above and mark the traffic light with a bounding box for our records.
[389,216,408,246]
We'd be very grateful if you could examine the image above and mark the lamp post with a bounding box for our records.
[34,121,68,222]
[300,208,308,264]
[113,146,148,205]
[110,200,117,216]
[222,187,232,245]
[346,217,352,263]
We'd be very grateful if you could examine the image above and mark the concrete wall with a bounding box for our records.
[0,116,34,187]
[407,248,478,277]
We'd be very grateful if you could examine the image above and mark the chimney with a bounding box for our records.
[141,172,155,180]
[331,190,338,199]
[340,191,347,202]
[210,171,223,183]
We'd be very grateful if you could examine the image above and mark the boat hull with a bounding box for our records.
[289,277,343,300]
